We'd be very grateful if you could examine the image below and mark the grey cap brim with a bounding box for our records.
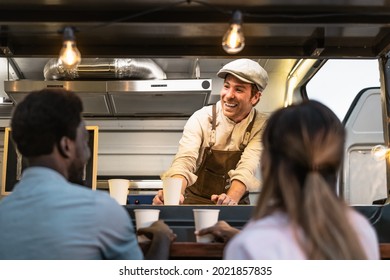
[217,70,262,91]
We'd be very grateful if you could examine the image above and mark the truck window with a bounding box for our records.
[306,59,380,121]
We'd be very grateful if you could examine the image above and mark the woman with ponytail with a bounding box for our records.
[199,100,379,259]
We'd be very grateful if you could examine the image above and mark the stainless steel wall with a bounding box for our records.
[85,119,186,177]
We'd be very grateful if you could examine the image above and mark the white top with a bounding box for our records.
[224,210,380,259]
[162,101,268,192]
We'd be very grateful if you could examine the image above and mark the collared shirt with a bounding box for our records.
[0,167,142,260]
[224,210,380,260]
[162,101,268,192]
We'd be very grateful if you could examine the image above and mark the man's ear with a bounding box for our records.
[57,136,72,159]
[252,90,261,106]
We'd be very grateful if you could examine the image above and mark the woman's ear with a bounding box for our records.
[57,136,72,159]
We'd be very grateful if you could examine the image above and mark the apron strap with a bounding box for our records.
[209,104,217,148]
[209,105,257,150]
[239,109,257,150]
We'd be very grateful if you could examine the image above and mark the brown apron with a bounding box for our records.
[183,104,257,205]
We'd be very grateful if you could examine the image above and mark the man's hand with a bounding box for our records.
[196,221,240,243]
[211,193,238,205]
[137,220,176,242]
[152,190,184,205]
[152,190,164,205]
[137,220,177,260]
[211,179,246,205]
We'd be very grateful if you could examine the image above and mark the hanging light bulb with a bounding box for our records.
[58,27,81,69]
[371,145,389,161]
[222,10,245,54]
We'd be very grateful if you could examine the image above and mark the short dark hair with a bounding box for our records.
[11,88,83,157]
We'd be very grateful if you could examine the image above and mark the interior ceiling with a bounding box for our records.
[1,0,390,59]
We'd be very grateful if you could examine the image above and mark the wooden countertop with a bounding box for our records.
[139,242,225,259]
[380,243,390,259]
[140,242,390,260]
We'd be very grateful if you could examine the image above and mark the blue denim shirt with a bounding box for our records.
[0,167,142,260]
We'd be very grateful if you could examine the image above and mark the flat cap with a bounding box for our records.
[217,59,268,91]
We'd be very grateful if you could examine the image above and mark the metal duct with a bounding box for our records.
[43,58,167,81]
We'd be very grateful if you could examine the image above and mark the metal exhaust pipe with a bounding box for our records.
[44,58,167,80]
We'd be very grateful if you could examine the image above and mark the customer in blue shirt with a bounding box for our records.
[0,88,175,260]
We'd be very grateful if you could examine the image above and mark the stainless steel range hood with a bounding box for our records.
[4,79,212,117]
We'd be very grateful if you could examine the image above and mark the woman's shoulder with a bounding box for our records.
[224,213,306,259]
[231,213,292,243]
[347,207,380,259]
[347,207,378,237]
[347,207,375,227]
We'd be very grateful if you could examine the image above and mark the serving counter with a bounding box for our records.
[125,204,390,243]
[125,204,390,259]
[139,242,225,260]
[138,242,390,260]
[125,205,253,242]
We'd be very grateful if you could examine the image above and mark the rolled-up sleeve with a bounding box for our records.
[228,124,263,192]
[229,112,267,192]
[162,107,210,186]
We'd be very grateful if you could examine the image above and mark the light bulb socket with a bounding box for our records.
[62,27,76,41]
[231,10,243,24]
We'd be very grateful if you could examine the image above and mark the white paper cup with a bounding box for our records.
[163,177,182,205]
[134,209,160,242]
[193,209,220,243]
[108,179,129,205]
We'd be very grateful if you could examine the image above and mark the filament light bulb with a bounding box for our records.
[58,27,81,69]
[222,10,245,54]
[371,145,389,161]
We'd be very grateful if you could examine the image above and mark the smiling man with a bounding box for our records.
[153,59,269,205]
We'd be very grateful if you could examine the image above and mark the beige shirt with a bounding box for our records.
[162,101,267,192]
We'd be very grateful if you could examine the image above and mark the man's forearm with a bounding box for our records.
[171,174,188,194]
[226,179,246,202]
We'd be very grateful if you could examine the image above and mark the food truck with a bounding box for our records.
[0,0,389,258]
